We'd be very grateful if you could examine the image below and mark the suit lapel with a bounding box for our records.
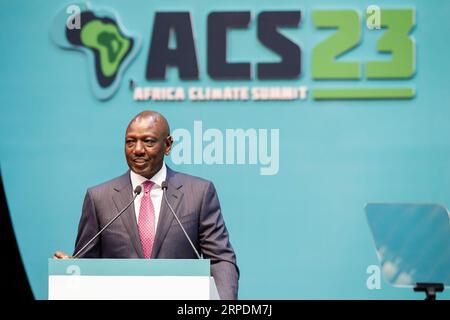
[151,168,183,258]
[112,172,145,258]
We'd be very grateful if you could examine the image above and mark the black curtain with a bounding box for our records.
[0,170,34,299]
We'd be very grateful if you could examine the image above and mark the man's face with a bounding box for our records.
[125,117,172,179]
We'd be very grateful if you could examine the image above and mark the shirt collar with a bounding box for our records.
[130,162,167,191]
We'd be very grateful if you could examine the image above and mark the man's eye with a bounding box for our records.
[145,139,156,144]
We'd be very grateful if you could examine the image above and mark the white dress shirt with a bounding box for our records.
[130,163,167,232]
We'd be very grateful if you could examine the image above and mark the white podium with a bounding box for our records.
[48,259,220,300]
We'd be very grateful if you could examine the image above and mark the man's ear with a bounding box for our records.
[165,135,173,155]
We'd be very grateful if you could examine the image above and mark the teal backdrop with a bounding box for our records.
[1,0,449,299]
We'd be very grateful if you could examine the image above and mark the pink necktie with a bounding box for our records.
[138,180,155,259]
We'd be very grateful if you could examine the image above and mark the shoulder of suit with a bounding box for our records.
[86,172,130,194]
[168,168,214,189]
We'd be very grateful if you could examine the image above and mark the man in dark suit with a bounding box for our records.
[54,111,239,299]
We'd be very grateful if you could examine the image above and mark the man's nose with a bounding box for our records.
[134,141,145,154]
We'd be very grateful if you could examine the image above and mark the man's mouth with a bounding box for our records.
[133,159,148,165]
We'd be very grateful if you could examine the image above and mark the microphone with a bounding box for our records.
[73,185,142,258]
[161,181,202,259]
